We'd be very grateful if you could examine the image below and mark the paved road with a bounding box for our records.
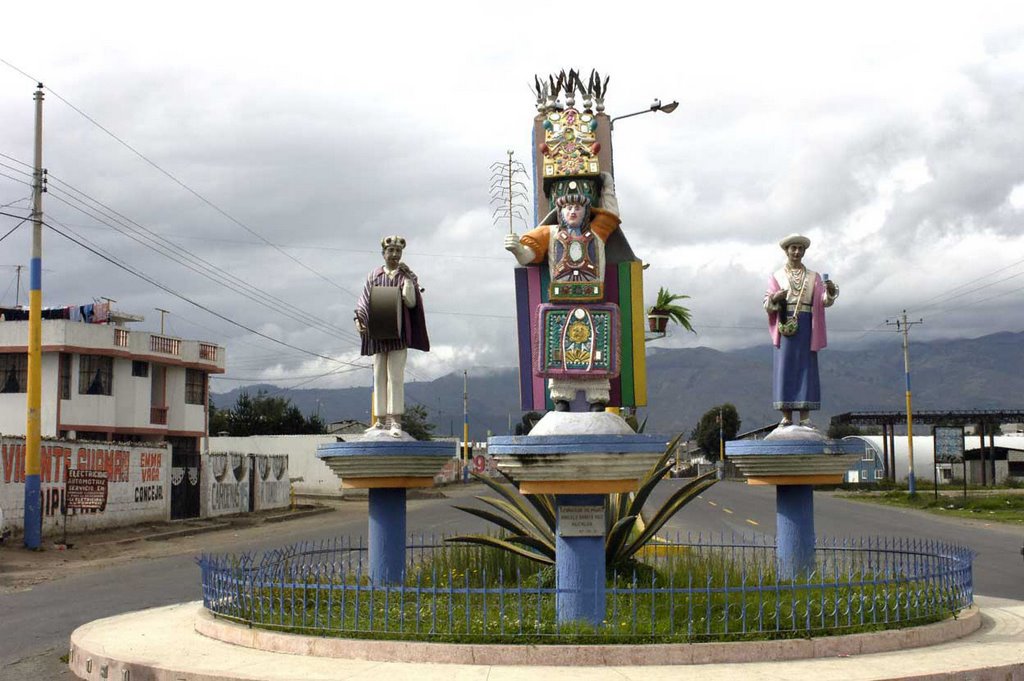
[1,480,1020,679]
[654,478,1023,600]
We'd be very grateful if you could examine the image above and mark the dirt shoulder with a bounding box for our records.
[0,505,342,594]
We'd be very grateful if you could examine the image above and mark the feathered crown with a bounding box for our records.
[381,235,406,250]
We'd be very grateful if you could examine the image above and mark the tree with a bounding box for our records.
[691,403,741,456]
[514,411,544,435]
[401,404,436,441]
[209,397,229,435]
[827,421,862,439]
[213,390,326,436]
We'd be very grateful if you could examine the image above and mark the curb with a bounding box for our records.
[195,604,981,666]
[67,600,1024,681]
[263,506,335,523]
[140,521,233,542]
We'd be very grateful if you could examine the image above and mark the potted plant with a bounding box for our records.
[647,287,695,334]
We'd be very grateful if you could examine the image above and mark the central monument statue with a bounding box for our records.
[502,70,647,413]
[504,175,621,411]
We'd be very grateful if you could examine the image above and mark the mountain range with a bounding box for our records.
[212,331,1024,439]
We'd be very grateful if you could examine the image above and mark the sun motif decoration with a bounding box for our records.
[568,321,591,343]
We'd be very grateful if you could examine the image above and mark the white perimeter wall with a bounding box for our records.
[209,435,337,496]
[203,452,290,517]
[0,436,169,535]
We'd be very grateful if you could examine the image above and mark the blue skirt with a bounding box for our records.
[772,311,820,411]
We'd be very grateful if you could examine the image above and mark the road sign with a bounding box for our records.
[934,426,965,463]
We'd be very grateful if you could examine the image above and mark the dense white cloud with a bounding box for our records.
[0,1,1021,393]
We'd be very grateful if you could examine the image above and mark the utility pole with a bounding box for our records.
[462,370,469,482]
[155,307,169,334]
[24,84,45,549]
[15,265,22,306]
[887,310,923,495]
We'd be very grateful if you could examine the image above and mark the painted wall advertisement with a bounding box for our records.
[0,436,169,534]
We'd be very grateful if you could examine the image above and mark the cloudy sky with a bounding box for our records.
[1,1,1022,397]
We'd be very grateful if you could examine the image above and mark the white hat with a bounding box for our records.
[779,233,811,250]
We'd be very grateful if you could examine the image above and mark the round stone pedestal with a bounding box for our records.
[726,432,864,578]
[488,411,668,625]
[317,437,452,584]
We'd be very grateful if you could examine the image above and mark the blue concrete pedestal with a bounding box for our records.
[555,494,606,626]
[776,484,815,579]
[368,487,406,585]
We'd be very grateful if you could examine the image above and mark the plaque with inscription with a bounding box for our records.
[557,504,604,537]
[66,469,108,511]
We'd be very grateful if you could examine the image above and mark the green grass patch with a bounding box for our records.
[209,545,960,644]
[842,490,1024,524]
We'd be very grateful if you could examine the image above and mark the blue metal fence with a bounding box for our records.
[198,533,972,642]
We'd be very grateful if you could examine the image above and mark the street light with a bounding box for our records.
[609,98,680,130]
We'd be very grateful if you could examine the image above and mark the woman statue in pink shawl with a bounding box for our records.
[763,234,839,428]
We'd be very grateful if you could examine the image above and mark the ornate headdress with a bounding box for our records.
[554,193,591,209]
[381,235,407,250]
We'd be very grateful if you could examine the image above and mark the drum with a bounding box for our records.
[368,286,403,341]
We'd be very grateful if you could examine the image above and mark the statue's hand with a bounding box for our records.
[825,280,838,296]
[354,318,367,335]
[504,233,522,253]
[772,289,789,304]
[398,263,417,281]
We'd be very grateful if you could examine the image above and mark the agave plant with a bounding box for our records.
[446,435,718,569]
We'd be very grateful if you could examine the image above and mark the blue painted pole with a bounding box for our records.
[555,494,605,626]
[776,484,815,579]
[23,84,45,550]
[368,487,406,585]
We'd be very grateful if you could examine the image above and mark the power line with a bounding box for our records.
[44,218,370,370]
[0,209,31,242]
[908,268,1024,314]
[0,169,33,188]
[33,84,358,299]
[41,177,363,344]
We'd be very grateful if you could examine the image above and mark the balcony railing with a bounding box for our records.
[114,328,130,348]
[150,335,181,356]
[199,343,219,361]
[150,406,168,425]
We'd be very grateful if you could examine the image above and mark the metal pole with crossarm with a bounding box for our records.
[24,84,45,549]
[887,310,923,495]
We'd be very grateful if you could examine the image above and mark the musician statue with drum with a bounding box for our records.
[355,235,430,436]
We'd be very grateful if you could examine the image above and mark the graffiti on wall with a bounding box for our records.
[207,452,289,515]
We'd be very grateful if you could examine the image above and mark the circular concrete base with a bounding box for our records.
[66,600,1024,680]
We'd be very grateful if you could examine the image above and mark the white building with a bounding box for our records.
[848,435,1024,485]
[0,311,225,456]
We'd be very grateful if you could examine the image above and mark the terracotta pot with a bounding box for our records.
[648,311,669,333]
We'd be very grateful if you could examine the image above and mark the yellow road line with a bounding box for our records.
[708,501,717,507]
[723,508,734,514]
[745,518,759,526]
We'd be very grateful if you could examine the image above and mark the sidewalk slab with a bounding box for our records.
[69,597,1024,681]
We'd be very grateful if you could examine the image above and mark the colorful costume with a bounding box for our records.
[518,205,621,405]
[355,266,429,418]
[764,267,835,411]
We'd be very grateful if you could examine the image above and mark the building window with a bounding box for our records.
[59,353,71,399]
[79,355,113,396]
[132,360,149,377]
[0,353,27,393]
[185,369,205,405]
